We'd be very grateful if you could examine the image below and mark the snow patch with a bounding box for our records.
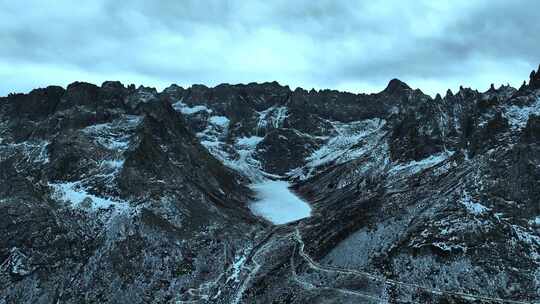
[226,254,247,283]
[208,116,230,128]
[307,119,384,168]
[460,191,490,215]
[197,124,265,181]
[224,136,265,181]
[431,242,467,253]
[503,97,540,129]
[172,101,212,115]
[82,115,142,151]
[100,159,124,170]
[195,114,233,170]
[236,136,263,147]
[249,180,311,224]
[289,118,387,180]
[97,159,125,180]
[2,140,50,164]
[102,137,131,151]
[390,150,454,175]
[50,182,130,212]
[256,106,288,131]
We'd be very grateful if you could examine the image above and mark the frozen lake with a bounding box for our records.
[249,180,312,224]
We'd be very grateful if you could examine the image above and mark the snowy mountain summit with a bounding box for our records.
[1,66,540,303]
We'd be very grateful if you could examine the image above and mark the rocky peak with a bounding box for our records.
[124,86,159,110]
[100,81,130,102]
[529,64,540,89]
[456,86,480,100]
[134,97,189,133]
[58,82,100,110]
[3,85,65,126]
[245,81,287,92]
[382,78,411,95]
[189,84,210,93]
[101,81,125,91]
[519,80,528,91]
[162,84,185,98]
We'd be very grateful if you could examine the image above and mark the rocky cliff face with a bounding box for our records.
[0,83,260,303]
[1,66,540,303]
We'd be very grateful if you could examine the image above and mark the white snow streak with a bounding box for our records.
[173,100,212,115]
[256,106,288,131]
[307,119,384,168]
[389,151,454,176]
[226,255,247,283]
[226,136,265,181]
[289,118,386,180]
[82,115,142,151]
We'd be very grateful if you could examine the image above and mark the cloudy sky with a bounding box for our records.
[1,0,539,96]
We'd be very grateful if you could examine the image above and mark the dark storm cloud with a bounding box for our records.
[1,0,539,96]
[447,1,540,63]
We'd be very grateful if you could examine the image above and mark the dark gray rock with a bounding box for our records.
[255,128,321,175]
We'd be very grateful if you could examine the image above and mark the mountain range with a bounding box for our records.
[1,66,540,303]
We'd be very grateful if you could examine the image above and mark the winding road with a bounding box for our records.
[292,227,539,304]
[178,223,539,303]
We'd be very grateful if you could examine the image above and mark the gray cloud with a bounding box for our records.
[1,0,539,96]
